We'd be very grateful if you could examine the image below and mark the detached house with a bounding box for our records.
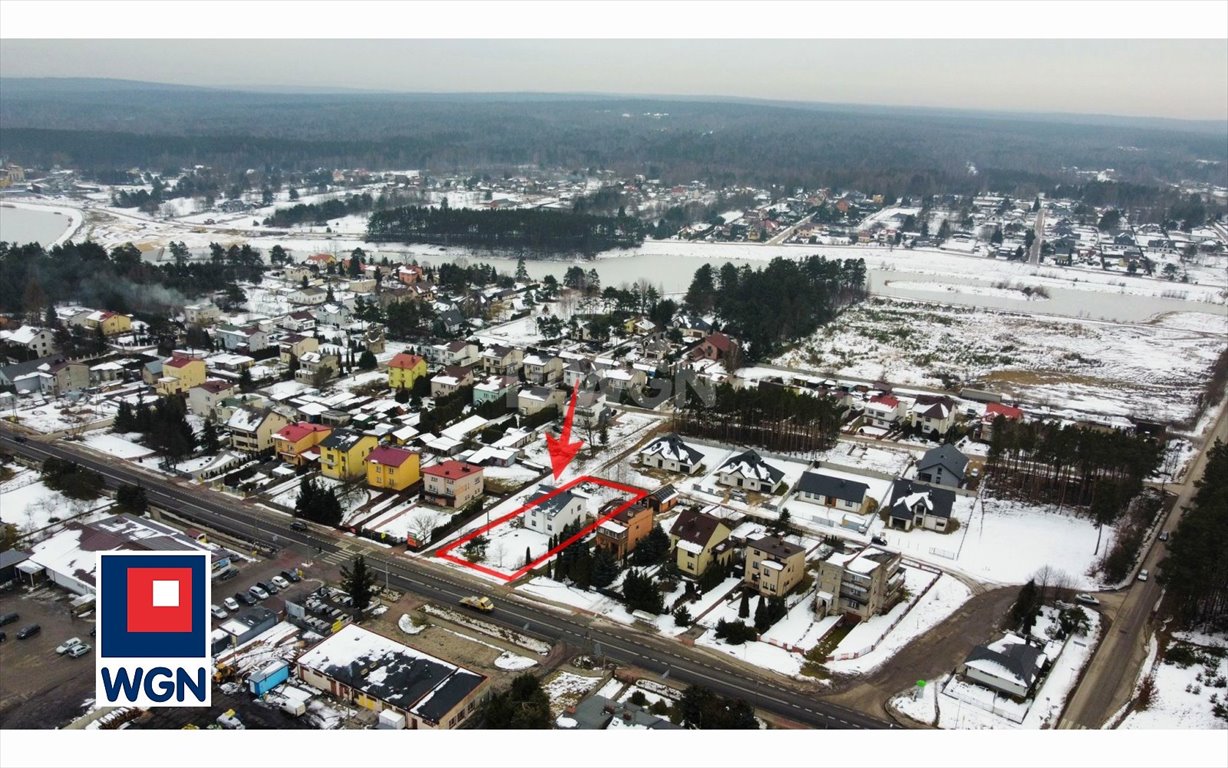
[0,325,55,358]
[691,332,739,363]
[816,545,903,619]
[518,386,565,417]
[157,354,207,396]
[430,365,475,398]
[319,428,379,481]
[522,484,588,536]
[273,422,332,466]
[979,402,1024,442]
[669,508,734,577]
[885,478,956,532]
[366,445,421,492]
[522,352,563,385]
[227,407,290,454]
[910,394,956,435]
[638,433,704,475]
[594,501,654,560]
[279,333,319,364]
[716,450,786,494]
[796,471,872,514]
[188,379,237,418]
[472,375,519,407]
[388,353,428,391]
[862,393,905,429]
[915,444,968,488]
[958,634,1049,700]
[479,344,523,376]
[744,535,807,597]
[422,461,484,509]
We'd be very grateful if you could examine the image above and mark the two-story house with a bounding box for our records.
[915,444,968,488]
[885,478,956,532]
[388,352,428,391]
[187,379,238,418]
[816,545,903,619]
[669,507,734,577]
[479,344,523,376]
[422,461,484,509]
[227,407,290,454]
[716,450,786,494]
[273,422,333,466]
[744,535,807,597]
[430,365,475,398]
[522,484,588,536]
[522,352,563,385]
[518,386,566,417]
[365,445,421,492]
[157,354,207,396]
[638,433,704,475]
[909,394,956,435]
[594,500,655,561]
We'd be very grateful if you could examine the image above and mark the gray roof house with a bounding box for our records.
[796,471,872,513]
[958,634,1048,699]
[886,478,957,532]
[716,449,785,493]
[522,484,588,536]
[638,433,705,474]
[915,444,968,487]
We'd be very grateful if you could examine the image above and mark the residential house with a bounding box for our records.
[958,634,1049,700]
[561,358,594,390]
[816,545,903,619]
[641,484,681,515]
[522,484,588,536]
[295,624,486,730]
[187,379,237,418]
[744,535,807,597]
[594,501,654,560]
[430,365,475,398]
[422,461,484,509]
[295,348,341,384]
[280,310,317,333]
[573,391,609,429]
[279,333,319,364]
[518,386,565,417]
[47,360,90,395]
[289,286,328,306]
[795,471,872,514]
[366,445,421,492]
[319,428,379,481]
[472,375,518,407]
[885,478,956,532]
[273,422,332,466]
[314,303,351,327]
[716,450,786,494]
[638,433,704,475]
[600,366,647,396]
[862,393,905,429]
[388,352,428,391]
[910,394,956,435]
[979,402,1024,442]
[156,354,207,396]
[668,508,734,577]
[0,325,55,358]
[183,303,221,325]
[564,695,679,731]
[691,332,739,363]
[479,344,523,376]
[82,310,132,337]
[915,444,968,487]
[434,340,478,367]
[227,407,290,454]
[522,352,563,384]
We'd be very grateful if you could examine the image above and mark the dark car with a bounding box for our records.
[0,612,19,627]
[13,435,27,444]
[871,535,888,546]
[290,520,308,532]
[280,569,302,583]
[235,591,255,607]
[256,580,278,595]
[16,624,41,640]
[217,567,238,582]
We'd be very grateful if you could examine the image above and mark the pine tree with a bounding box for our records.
[524,546,532,568]
[358,350,377,370]
[113,400,135,433]
[239,367,254,393]
[395,386,409,404]
[591,546,621,589]
[340,555,375,617]
[738,588,751,619]
[200,418,221,454]
[753,594,769,632]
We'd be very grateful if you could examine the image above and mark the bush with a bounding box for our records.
[714,619,758,645]
[628,690,648,707]
[673,606,692,627]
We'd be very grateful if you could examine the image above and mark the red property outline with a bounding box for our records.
[435,475,648,582]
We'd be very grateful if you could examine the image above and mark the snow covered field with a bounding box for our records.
[1121,637,1228,730]
[772,297,1226,425]
[0,468,112,534]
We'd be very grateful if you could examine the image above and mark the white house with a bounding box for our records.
[795,471,871,514]
[522,484,588,536]
[716,450,786,493]
[638,433,704,475]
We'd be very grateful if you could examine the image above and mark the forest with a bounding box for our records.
[673,381,846,455]
[366,204,645,255]
[3,79,1224,195]
[1160,440,1228,629]
[684,256,868,358]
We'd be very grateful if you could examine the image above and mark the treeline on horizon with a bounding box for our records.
[3,87,1225,194]
[366,204,646,255]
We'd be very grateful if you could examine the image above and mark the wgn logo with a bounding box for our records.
[96,552,211,707]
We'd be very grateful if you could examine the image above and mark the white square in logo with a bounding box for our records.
[151,580,180,607]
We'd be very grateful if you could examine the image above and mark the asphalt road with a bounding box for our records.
[1028,203,1045,265]
[1058,401,1228,729]
[0,429,893,730]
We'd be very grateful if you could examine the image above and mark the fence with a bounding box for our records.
[824,564,942,662]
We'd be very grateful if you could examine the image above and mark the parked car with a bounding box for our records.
[217,568,238,582]
[235,592,255,607]
[223,597,240,611]
[280,569,302,583]
[248,585,270,601]
[67,643,91,658]
[1074,593,1100,606]
[0,612,19,627]
[870,535,888,546]
[290,520,308,531]
[55,637,84,654]
[16,624,41,640]
[1137,569,1150,582]
[210,604,228,620]
[1158,531,1170,542]
[271,576,291,590]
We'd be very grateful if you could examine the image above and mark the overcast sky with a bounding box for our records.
[2,39,1226,121]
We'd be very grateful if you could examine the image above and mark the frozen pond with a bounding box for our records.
[0,203,75,246]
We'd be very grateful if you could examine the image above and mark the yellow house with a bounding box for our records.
[365,445,421,491]
[88,310,133,336]
[388,352,427,391]
[669,507,734,577]
[319,428,379,481]
[273,422,333,466]
[156,354,207,395]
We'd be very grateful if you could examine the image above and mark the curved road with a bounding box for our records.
[0,428,892,730]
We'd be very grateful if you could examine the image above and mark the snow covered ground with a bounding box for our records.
[82,433,154,459]
[772,297,1226,425]
[0,468,112,534]
[1121,637,1228,730]
[542,671,604,717]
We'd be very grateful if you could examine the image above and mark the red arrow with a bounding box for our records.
[545,383,584,480]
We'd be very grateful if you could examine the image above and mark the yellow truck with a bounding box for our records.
[458,596,494,613]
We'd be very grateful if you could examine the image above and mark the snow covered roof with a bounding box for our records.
[963,634,1047,689]
[639,433,703,467]
[717,449,784,485]
[888,478,956,519]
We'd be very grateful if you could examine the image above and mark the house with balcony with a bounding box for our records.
[715,449,786,494]
[522,484,588,536]
[668,507,734,577]
[909,394,956,435]
[319,428,379,481]
[522,352,563,384]
[227,407,290,454]
[573,391,609,429]
[365,445,421,492]
[795,471,872,514]
[479,344,523,376]
[744,535,807,597]
[273,422,332,466]
[422,461,484,508]
[638,433,704,475]
[594,500,654,561]
[279,333,319,364]
[885,478,956,532]
[816,545,903,619]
